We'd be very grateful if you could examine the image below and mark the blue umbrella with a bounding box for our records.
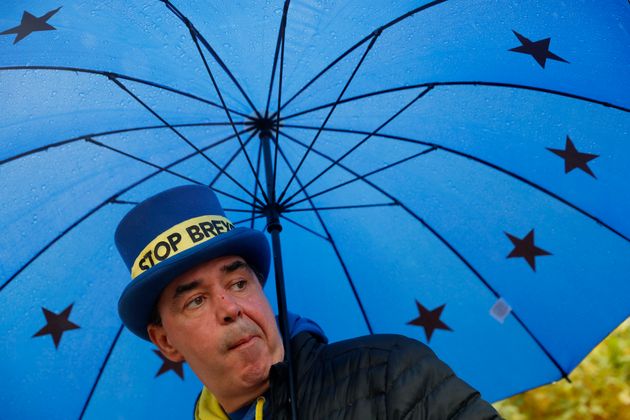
[1,0,629,418]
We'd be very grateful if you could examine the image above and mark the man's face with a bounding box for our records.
[148,255,284,406]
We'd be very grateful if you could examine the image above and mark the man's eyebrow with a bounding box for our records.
[173,280,200,300]
[221,259,250,274]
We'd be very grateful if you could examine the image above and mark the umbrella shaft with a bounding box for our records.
[261,130,277,203]
[261,130,298,419]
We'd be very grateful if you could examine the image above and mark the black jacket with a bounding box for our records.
[267,332,501,419]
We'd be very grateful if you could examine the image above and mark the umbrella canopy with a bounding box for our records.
[1,0,629,418]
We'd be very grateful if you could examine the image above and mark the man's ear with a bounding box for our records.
[147,323,185,362]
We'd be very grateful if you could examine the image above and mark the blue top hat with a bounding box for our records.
[115,185,270,340]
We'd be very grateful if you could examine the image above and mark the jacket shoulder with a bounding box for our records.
[291,332,501,419]
[376,334,501,420]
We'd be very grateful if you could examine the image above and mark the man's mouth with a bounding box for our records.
[228,335,258,350]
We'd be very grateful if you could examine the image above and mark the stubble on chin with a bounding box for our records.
[240,346,273,386]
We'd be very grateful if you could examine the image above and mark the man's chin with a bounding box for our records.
[239,362,272,391]
[230,344,269,379]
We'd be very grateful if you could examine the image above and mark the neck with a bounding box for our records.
[215,381,270,414]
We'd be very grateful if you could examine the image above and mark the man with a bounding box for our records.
[115,185,501,419]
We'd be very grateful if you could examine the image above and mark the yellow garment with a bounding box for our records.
[254,397,265,419]
[195,387,265,420]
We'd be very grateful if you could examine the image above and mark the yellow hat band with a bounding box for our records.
[131,215,234,279]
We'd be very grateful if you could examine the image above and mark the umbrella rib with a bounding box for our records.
[161,0,261,119]
[280,81,630,122]
[279,214,330,242]
[282,124,630,244]
[272,22,287,203]
[208,129,259,188]
[3,137,84,166]
[279,130,570,378]
[108,75,265,207]
[198,128,265,209]
[262,0,291,202]
[0,65,249,118]
[280,86,433,207]
[276,32,381,205]
[285,147,435,208]
[111,199,139,205]
[284,203,399,213]
[282,124,414,140]
[85,137,207,186]
[0,201,112,295]
[187,30,271,204]
[234,214,267,226]
[265,0,291,116]
[211,189,261,208]
[224,208,261,213]
[274,140,374,334]
[88,134,262,208]
[0,122,242,167]
[206,130,266,210]
[78,325,125,420]
[275,0,449,113]
[279,129,432,208]
[0,129,250,294]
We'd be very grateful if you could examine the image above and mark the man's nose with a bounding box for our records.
[215,294,242,324]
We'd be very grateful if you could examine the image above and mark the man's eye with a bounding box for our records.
[186,296,204,309]
[232,280,247,290]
